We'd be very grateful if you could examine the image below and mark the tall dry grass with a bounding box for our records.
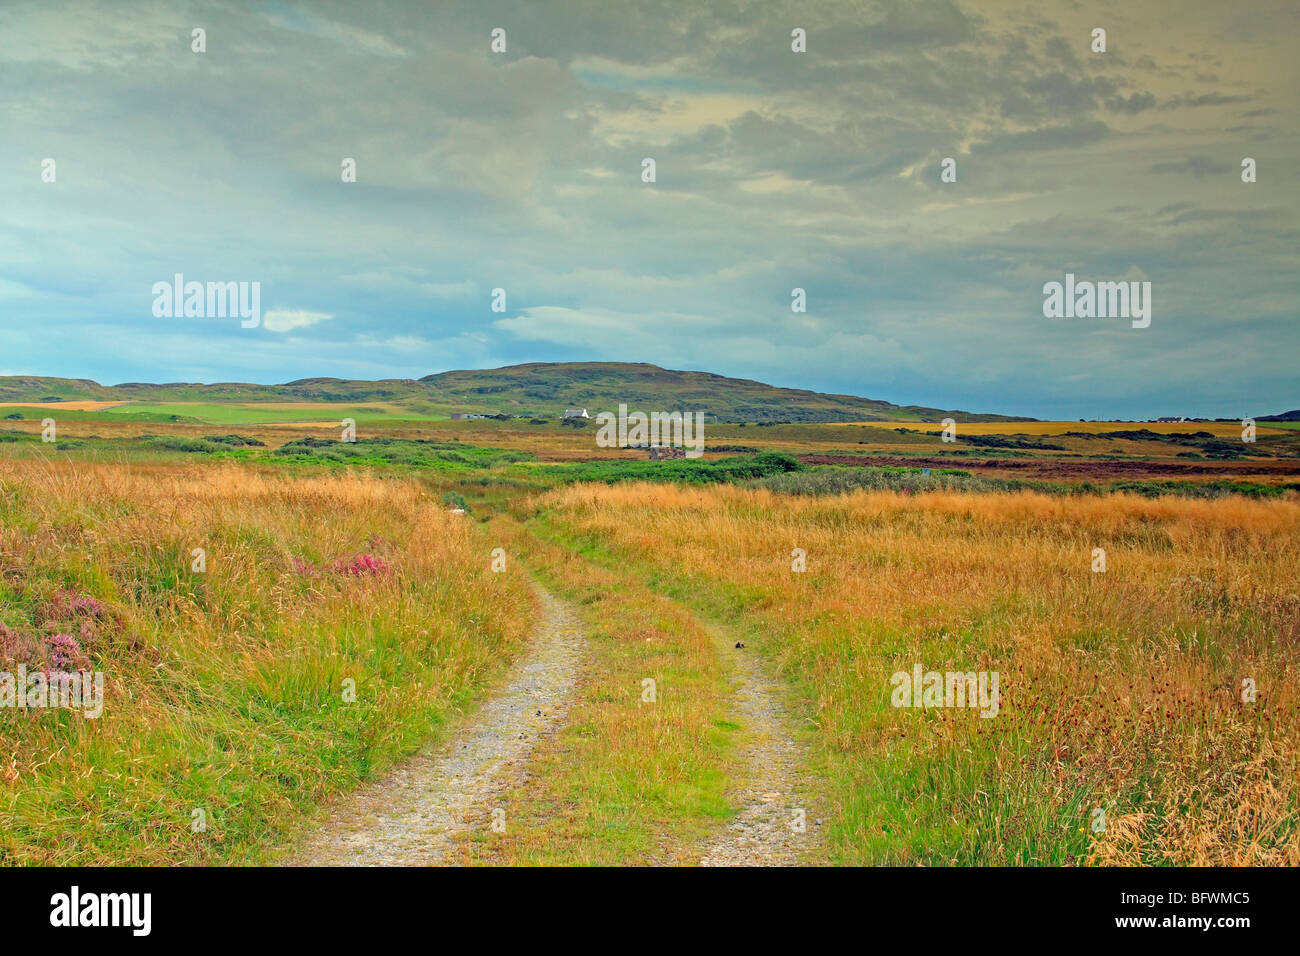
[0,458,532,864]
[536,482,1300,865]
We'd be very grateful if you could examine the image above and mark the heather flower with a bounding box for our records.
[69,596,105,618]
[39,589,105,624]
[46,633,89,672]
[1,623,43,667]
[331,553,392,577]
[291,556,321,577]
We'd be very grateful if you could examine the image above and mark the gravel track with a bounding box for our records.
[699,629,823,867]
[288,586,584,866]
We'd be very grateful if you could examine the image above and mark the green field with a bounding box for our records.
[0,402,450,425]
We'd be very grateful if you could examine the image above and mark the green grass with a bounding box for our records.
[0,463,534,865]
[271,436,534,469]
[93,402,439,425]
[460,512,737,865]
[0,402,458,425]
[547,451,802,485]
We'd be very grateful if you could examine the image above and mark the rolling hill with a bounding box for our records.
[0,362,1031,423]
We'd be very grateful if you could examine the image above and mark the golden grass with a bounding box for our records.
[0,458,533,864]
[536,482,1300,865]
[837,420,1289,436]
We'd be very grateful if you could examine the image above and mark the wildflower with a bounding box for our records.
[46,633,90,672]
[0,623,43,667]
[331,553,392,577]
[39,590,105,625]
[69,596,105,618]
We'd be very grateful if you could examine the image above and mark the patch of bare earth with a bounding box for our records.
[699,629,824,867]
[287,587,584,866]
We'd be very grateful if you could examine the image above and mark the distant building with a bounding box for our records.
[563,408,589,419]
[1154,416,1187,423]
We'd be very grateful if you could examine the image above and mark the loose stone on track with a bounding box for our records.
[699,630,822,867]
[288,587,584,866]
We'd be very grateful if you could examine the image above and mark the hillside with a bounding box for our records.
[418,363,1030,422]
[0,362,1030,423]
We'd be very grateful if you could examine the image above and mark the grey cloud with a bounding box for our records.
[0,0,1295,419]
[1150,156,1234,177]
[1106,91,1157,113]
[970,120,1109,155]
[1160,91,1255,110]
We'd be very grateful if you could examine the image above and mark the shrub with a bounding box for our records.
[203,434,266,447]
[140,436,224,453]
[759,465,1000,496]
[557,452,802,486]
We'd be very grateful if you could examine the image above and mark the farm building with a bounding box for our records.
[563,408,589,419]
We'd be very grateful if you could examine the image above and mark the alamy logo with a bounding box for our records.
[595,404,705,458]
[152,273,261,328]
[890,663,999,718]
[1042,273,1151,329]
[1,665,103,718]
[50,886,151,936]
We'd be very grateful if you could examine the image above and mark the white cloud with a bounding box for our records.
[262,8,408,58]
[262,309,334,333]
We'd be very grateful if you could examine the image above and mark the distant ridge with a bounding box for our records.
[416,362,1032,422]
[0,362,1031,423]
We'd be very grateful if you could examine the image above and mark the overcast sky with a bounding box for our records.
[1,0,1295,418]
